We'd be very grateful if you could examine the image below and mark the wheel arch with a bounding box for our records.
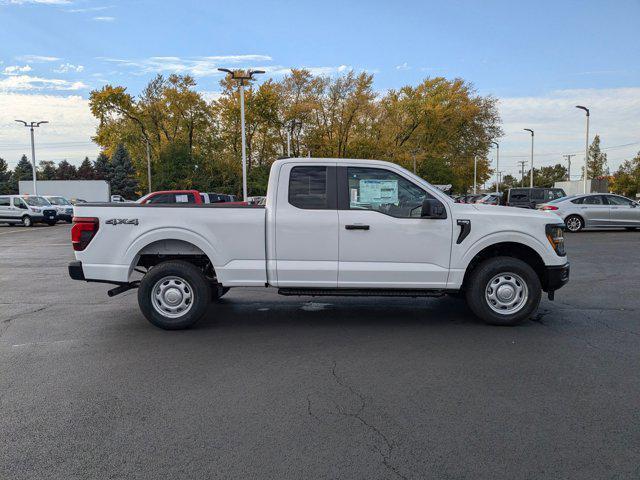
[564,213,585,230]
[124,228,221,280]
[461,241,546,291]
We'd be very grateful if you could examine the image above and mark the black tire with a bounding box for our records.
[211,285,230,301]
[564,215,584,232]
[137,260,211,330]
[625,227,637,231]
[22,215,33,227]
[465,256,541,326]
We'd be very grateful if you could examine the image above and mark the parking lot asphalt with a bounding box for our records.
[1,223,639,480]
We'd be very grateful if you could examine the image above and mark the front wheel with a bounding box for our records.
[565,215,584,232]
[137,260,211,330]
[22,215,33,227]
[465,256,541,326]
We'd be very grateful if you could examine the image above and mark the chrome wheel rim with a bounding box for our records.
[151,276,194,318]
[485,272,528,315]
[566,217,581,232]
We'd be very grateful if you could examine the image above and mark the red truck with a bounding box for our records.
[137,190,243,205]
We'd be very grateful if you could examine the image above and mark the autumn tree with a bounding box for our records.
[611,151,640,198]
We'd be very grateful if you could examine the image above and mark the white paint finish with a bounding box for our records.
[337,209,453,288]
[273,162,339,287]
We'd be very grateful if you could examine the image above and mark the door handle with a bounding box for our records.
[345,224,370,230]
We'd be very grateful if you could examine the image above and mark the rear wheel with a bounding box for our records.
[465,256,541,326]
[138,260,211,330]
[22,215,33,227]
[565,215,584,232]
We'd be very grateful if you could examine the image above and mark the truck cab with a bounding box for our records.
[68,158,569,329]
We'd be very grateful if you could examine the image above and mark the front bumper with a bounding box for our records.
[542,262,570,292]
[68,260,85,281]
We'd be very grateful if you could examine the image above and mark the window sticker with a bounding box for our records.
[358,179,398,205]
[176,194,188,203]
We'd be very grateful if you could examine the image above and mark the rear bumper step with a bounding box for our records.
[278,288,447,298]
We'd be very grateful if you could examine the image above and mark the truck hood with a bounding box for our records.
[452,203,562,222]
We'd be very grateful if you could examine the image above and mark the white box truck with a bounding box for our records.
[19,180,110,203]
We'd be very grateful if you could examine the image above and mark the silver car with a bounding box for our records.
[537,193,640,232]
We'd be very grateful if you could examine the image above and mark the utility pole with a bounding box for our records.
[146,139,152,194]
[524,128,534,187]
[563,154,575,181]
[576,106,590,193]
[218,68,265,201]
[15,120,48,196]
[517,160,528,186]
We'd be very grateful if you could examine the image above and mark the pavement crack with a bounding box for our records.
[330,361,407,480]
[0,304,51,338]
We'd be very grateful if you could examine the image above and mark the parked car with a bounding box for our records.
[505,187,566,209]
[456,194,484,204]
[70,198,87,205]
[537,193,640,232]
[68,157,569,330]
[137,190,202,205]
[0,195,57,227]
[44,195,74,222]
[111,195,134,203]
[476,193,502,205]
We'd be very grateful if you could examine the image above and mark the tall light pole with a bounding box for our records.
[576,105,590,193]
[218,68,265,201]
[473,156,478,194]
[524,129,534,187]
[563,154,575,181]
[15,120,48,196]
[146,138,152,194]
[491,141,499,192]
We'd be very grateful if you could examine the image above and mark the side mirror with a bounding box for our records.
[421,198,447,219]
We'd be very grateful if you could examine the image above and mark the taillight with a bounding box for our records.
[71,217,99,251]
[540,205,559,211]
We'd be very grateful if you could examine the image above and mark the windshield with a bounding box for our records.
[22,196,51,206]
[47,196,70,205]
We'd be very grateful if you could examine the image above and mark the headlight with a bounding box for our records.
[546,224,566,256]
[31,207,41,212]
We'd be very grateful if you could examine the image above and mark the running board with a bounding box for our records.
[278,288,446,298]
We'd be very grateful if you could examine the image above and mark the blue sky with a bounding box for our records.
[1,0,639,179]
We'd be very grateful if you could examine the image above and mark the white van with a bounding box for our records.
[44,195,74,223]
[0,195,57,227]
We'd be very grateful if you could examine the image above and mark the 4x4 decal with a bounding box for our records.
[105,218,139,226]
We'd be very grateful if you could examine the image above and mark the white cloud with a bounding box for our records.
[17,55,60,63]
[3,65,32,75]
[67,5,111,12]
[92,15,115,21]
[0,92,98,165]
[1,0,71,4]
[497,87,640,176]
[395,62,410,71]
[0,74,88,91]
[101,54,274,77]
[53,63,84,73]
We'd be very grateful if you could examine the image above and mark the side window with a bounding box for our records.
[13,198,25,208]
[148,194,171,204]
[583,195,603,205]
[607,195,633,206]
[174,193,195,203]
[531,189,544,201]
[347,167,430,218]
[510,190,529,202]
[571,197,584,204]
[289,166,329,209]
[0,197,9,207]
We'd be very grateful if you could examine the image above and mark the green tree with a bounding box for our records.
[56,160,78,180]
[526,164,568,188]
[39,160,57,180]
[93,152,111,180]
[611,151,640,198]
[110,144,138,199]
[77,157,95,179]
[0,157,13,194]
[587,135,608,178]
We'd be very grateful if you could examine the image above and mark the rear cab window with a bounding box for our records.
[289,166,330,209]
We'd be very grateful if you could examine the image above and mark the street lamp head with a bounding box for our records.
[524,128,534,135]
[490,141,499,148]
[35,121,48,127]
[218,68,234,75]
[15,119,27,126]
[575,105,590,116]
[249,70,265,76]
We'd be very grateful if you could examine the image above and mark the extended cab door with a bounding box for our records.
[336,166,453,288]
[274,163,339,287]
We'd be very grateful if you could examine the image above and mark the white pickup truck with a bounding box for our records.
[68,158,569,329]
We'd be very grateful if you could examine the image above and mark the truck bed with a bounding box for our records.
[73,203,267,286]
